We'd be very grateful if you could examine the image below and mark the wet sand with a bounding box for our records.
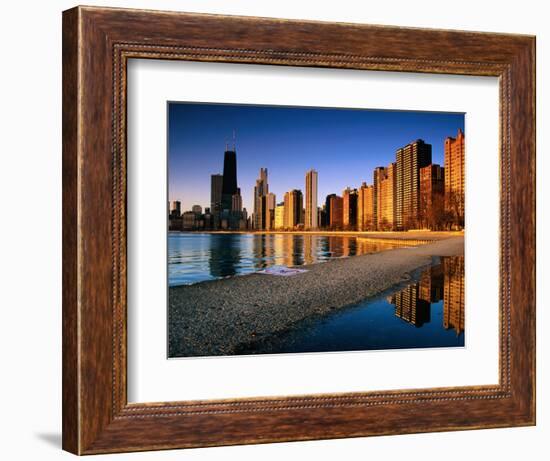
[168,235,464,358]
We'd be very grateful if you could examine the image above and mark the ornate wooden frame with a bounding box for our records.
[62,5,536,455]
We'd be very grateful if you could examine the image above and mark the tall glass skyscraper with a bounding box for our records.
[221,148,238,212]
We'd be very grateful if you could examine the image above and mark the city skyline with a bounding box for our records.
[168,102,465,212]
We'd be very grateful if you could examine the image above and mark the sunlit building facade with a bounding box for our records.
[342,187,358,230]
[379,162,397,230]
[274,203,285,229]
[357,182,375,231]
[396,139,432,230]
[444,128,465,226]
[265,192,276,230]
[305,169,318,230]
[328,195,343,229]
[284,189,303,229]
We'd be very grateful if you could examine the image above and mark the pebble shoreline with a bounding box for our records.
[168,236,464,358]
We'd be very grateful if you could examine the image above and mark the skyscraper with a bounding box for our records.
[357,182,375,231]
[324,194,336,229]
[342,187,358,230]
[305,169,318,230]
[231,188,243,213]
[265,192,276,230]
[253,168,268,229]
[379,162,397,230]
[274,203,285,230]
[169,200,181,217]
[444,129,465,227]
[396,139,432,230]
[328,195,343,229]
[373,166,386,227]
[221,147,238,212]
[284,189,303,229]
[419,164,444,229]
[210,174,223,223]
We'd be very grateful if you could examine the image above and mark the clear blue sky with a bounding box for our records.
[168,102,464,213]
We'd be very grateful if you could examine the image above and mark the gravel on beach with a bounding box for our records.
[168,236,464,358]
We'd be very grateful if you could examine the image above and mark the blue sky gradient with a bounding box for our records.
[168,102,464,213]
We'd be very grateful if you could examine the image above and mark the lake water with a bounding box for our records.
[236,256,465,354]
[168,232,413,286]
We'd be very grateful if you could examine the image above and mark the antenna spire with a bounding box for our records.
[232,129,236,150]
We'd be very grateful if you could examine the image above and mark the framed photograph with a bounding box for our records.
[62,6,535,454]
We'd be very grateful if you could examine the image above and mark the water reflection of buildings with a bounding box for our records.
[389,256,464,334]
[390,285,431,327]
[442,256,465,335]
[208,234,241,278]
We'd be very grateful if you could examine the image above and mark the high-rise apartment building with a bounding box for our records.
[274,203,285,229]
[265,192,276,230]
[284,189,303,229]
[419,164,444,229]
[324,194,336,228]
[342,187,358,230]
[379,162,397,230]
[444,129,465,227]
[253,168,269,229]
[191,205,202,215]
[396,139,432,230]
[328,195,343,229]
[305,169,318,230]
[373,167,386,226]
[357,182,375,231]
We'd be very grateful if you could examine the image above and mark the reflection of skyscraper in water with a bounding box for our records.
[419,264,443,303]
[340,236,354,257]
[273,234,285,266]
[327,236,343,258]
[443,256,465,335]
[252,234,275,269]
[389,257,463,333]
[303,234,314,265]
[291,236,304,266]
[283,234,295,267]
[390,284,431,327]
[208,235,240,278]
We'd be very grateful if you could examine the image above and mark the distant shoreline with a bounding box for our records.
[168,235,464,358]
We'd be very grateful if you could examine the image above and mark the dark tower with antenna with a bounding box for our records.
[221,131,238,212]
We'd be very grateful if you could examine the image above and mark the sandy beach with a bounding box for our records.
[168,234,464,357]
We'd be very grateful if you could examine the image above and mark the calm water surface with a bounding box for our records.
[168,232,412,286]
[237,256,465,354]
